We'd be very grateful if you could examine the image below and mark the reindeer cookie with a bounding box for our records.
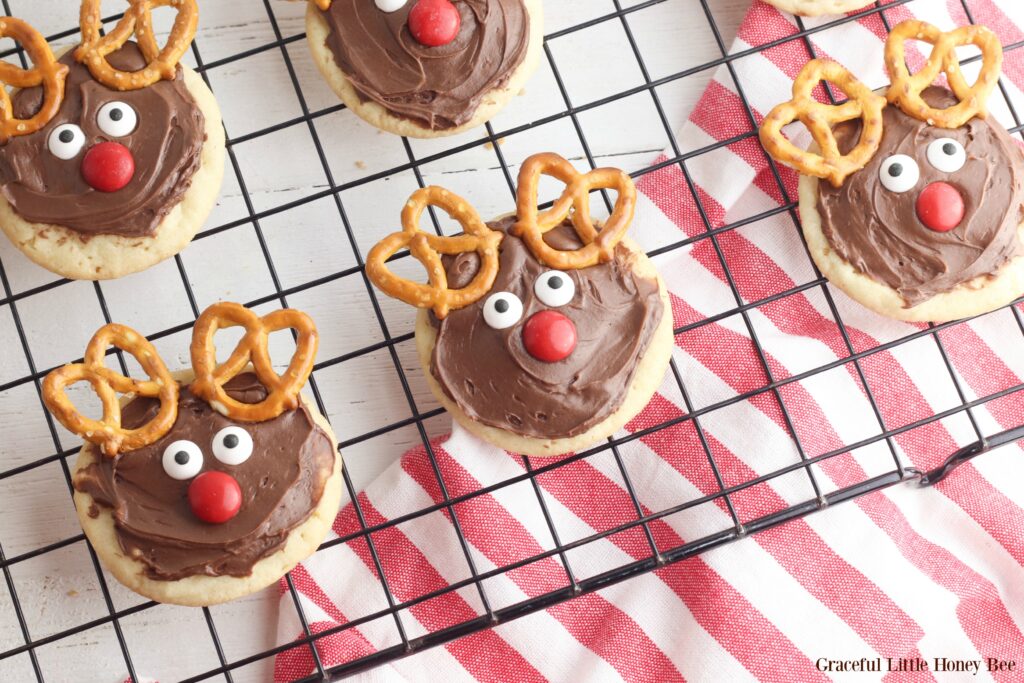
[42,303,342,606]
[304,0,543,137]
[760,21,1024,322]
[367,152,673,457]
[0,1,225,281]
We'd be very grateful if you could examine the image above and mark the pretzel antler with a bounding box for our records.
[0,18,69,143]
[511,153,636,270]
[43,324,178,457]
[189,303,318,423]
[75,0,199,91]
[366,187,504,319]
[884,20,1002,129]
[759,60,887,188]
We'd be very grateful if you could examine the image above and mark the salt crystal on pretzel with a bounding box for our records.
[189,302,319,423]
[0,18,69,142]
[759,59,887,188]
[884,20,1002,129]
[366,186,504,319]
[76,0,199,92]
[43,324,179,457]
[511,152,637,270]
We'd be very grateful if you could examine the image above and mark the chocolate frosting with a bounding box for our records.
[74,374,335,581]
[318,0,530,130]
[430,219,664,439]
[0,43,205,238]
[818,87,1024,306]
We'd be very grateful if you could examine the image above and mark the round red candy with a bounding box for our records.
[915,181,964,233]
[522,310,578,363]
[408,0,461,47]
[81,141,135,193]
[188,471,243,524]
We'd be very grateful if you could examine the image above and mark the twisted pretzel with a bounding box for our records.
[43,324,178,457]
[884,20,1002,129]
[75,0,199,91]
[759,60,887,188]
[511,153,637,269]
[0,18,69,142]
[366,187,504,319]
[189,302,318,423]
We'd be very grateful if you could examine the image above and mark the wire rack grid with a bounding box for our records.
[0,0,1022,680]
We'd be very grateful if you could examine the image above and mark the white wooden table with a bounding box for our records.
[0,1,749,680]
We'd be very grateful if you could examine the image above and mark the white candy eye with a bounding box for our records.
[926,137,966,173]
[212,426,253,465]
[482,291,523,329]
[534,271,576,307]
[375,0,407,9]
[162,440,204,480]
[878,154,920,193]
[47,124,86,160]
[97,101,137,137]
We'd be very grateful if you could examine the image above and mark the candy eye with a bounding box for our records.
[374,0,407,9]
[212,426,253,465]
[97,101,138,138]
[162,440,204,480]
[47,124,86,160]
[926,138,966,173]
[878,154,920,193]
[482,291,523,329]
[534,271,576,307]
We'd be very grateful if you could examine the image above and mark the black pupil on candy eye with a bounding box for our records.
[223,433,239,449]
[494,299,510,314]
[174,451,190,465]
[109,108,124,121]
[58,130,73,143]
[942,142,956,155]
[888,163,903,177]
[548,276,564,290]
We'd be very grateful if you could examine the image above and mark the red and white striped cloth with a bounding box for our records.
[274,1,1024,680]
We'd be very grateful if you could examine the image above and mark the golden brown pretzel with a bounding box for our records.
[884,20,1002,129]
[189,302,318,422]
[75,0,199,91]
[42,324,179,457]
[511,152,636,269]
[0,18,69,142]
[759,60,887,188]
[366,187,504,319]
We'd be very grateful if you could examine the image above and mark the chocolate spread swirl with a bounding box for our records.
[74,374,335,581]
[0,43,205,239]
[317,0,530,130]
[430,219,664,439]
[818,87,1024,306]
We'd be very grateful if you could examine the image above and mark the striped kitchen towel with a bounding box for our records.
[274,1,1024,680]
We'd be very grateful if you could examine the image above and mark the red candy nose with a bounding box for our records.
[522,310,577,362]
[916,181,964,232]
[188,471,242,524]
[408,0,461,47]
[81,141,135,192]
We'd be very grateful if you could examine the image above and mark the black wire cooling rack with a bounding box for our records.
[1,0,1023,680]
